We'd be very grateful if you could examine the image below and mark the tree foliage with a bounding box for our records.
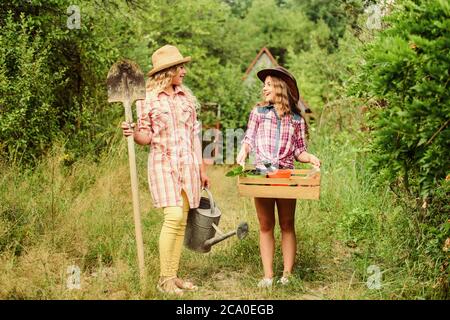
[0,0,126,163]
[353,0,450,201]
[0,0,448,299]
[0,0,342,163]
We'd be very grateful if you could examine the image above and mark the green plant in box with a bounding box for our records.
[226,166,265,178]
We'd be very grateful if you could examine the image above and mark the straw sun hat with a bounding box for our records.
[147,45,191,77]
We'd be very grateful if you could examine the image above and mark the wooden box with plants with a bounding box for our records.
[227,165,321,200]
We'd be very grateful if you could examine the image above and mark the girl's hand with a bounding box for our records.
[200,170,211,189]
[236,145,248,166]
[309,154,321,168]
[121,121,135,137]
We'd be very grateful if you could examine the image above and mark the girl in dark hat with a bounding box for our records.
[237,66,321,287]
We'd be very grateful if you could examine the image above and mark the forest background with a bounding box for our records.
[0,0,448,299]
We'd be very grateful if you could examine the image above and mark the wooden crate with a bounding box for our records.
[238,169,320,200]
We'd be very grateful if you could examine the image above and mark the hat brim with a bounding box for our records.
[147,56,191,77]
[257,68,299,101]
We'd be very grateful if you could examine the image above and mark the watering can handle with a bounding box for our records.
[202,187,215,212]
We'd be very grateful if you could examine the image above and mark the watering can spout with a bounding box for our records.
[184,188,249,253]
[203,222,249,250]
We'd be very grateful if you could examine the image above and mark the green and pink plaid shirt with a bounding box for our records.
[242,105,307,170]
[136,86,201,208]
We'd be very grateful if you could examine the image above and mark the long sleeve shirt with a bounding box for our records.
[242,105,307,170]
[136,85,201,208]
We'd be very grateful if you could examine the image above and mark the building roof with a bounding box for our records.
[242,46,312,115]
[243,47,278,80]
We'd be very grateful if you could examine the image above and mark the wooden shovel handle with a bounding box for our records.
[124,97,145,284]
[126,134,146,282]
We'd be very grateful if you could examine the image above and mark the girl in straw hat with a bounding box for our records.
[122,45,210,295]
[236,66,320,288]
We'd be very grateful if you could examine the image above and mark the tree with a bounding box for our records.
[0,0,136,163]
[294,0,370,51]
[354,0,450,201]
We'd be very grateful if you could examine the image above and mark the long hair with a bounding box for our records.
[259,75,302,118]
[146,64,199,110]
[257,75,308,138]
[271,76,290,117]
[146,65,178,96]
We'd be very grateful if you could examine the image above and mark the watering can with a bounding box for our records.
[184,188,249,253]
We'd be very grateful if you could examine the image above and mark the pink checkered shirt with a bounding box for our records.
[242,105,307,169]
[136,86,201,208]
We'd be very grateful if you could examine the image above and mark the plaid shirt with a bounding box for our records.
[136,86,201,208]
[242,105,307,169]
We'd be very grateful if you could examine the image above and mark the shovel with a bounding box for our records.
[107,59,146,283]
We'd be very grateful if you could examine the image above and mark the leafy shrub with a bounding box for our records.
[0,14,65,163]
[353,0,450,200]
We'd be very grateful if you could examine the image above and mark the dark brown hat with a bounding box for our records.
[257,66,299,102]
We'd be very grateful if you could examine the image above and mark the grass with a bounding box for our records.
[0,126,447,300]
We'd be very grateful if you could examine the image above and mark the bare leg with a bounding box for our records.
[254,197,276,279]
[276,198,297,275]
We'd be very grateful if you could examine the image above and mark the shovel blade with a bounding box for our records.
[107,59,146,104]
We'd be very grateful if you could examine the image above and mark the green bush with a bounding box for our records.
[353,0,450,200]
[349,0,450,298]
[0,14,65,163]
[0,1,124,164]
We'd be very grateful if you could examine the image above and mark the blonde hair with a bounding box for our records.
[146,64,199,110]
[259,76,291,117]
[146,65,178,96]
